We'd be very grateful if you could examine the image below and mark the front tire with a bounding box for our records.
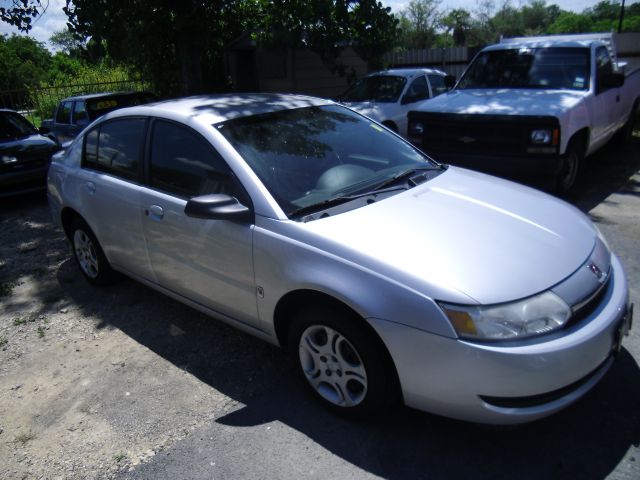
[289,306,399,418]
[555,140,583,197]
[70,219,118,286]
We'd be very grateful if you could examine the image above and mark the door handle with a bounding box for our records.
[86,181,96,194]
[147,204,164,220]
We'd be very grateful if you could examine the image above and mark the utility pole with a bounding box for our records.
[618,0,626,33]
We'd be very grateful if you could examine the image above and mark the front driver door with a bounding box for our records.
[139,119,258,327]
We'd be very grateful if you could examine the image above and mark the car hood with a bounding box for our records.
[301,167,596,304]
[415,88,585,117]
[0,134,59,154]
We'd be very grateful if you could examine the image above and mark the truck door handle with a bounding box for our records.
[616,95,620,102]
[147,204,164,220]
[86,181,96,194]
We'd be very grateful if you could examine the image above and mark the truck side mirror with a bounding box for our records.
[444,75,456,89]
[598,72,625,93]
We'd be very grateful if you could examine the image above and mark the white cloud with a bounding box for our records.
[0,0,68,49]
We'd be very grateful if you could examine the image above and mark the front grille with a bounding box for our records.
[408,112,560,157]
[566,271,611,329]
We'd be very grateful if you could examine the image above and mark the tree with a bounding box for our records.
[49,29,85,56]
[547,12,593,34]
[0,0,41,31]
[441,9,471,46]
[399,0,442,48]
[0,34,51,91]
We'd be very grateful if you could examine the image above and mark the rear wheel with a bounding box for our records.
[615,101,638,146]
[289,306,399,418]
[70,219,118,286]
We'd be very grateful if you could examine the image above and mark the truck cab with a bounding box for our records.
[408,33,639,194]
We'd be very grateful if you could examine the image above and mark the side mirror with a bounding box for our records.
[184,193,252,222]
[444,75,456,89]
[599,72,625,92]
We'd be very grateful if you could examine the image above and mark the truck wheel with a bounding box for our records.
[615,101,638,146]
[555,140,583,197]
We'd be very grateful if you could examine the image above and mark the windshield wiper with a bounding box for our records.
[289,186,406,219]
[371,166,444,191]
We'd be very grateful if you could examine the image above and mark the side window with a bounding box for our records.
[428,74,447,97]
[84,128,98,169]
[72,101,88,125]
[149,120,232,198]
[596,46,613,92]
[85,118,145,181]
[56,101,72,124]
[405,76,430,102]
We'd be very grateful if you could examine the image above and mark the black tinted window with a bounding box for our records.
[150,120,231,198]
[406,76,429,101]
[428,74,447,96]
[89,118,145,181]
[56,101,72,124]
[73,101,88,124]
[84,128,98,168]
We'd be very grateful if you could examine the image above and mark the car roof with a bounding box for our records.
[60,91,152,102]
[483,40,598,51]
[104,93,335,125]
[368,68,446,79]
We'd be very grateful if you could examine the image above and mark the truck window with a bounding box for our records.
[405,76,430,102]
[72,101,88,125]
[595,46,614,93]
[428,74,447,96]
[56,101,72,124]
[458,47,590,91]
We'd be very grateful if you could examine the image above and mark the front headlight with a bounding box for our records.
[530,129,552,144]
[440,291,571,341]
[1,155,18,164]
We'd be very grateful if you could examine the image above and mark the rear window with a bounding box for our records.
[86,93,157,120]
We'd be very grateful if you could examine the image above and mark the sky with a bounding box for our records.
[0,0,634,50]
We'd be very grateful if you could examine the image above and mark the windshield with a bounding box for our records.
[339,76,407,103]
[87,92,158,120]
[217,105,437,216]
[458,47,590,91]
[0,111,37,141]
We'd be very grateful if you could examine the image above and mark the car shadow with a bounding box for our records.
[53,257,640,480]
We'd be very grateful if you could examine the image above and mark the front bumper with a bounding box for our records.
[370,254,631,424]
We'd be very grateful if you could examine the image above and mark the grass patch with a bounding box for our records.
[13,317,27,326]
[0,280,17,297]
[114,453,126,463]
[0,336,7,347]
[37,326,45,338]
[14,432,36,445]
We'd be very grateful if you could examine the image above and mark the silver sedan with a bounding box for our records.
[47,94,633,424]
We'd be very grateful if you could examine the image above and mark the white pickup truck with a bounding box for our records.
[407,33,640,194]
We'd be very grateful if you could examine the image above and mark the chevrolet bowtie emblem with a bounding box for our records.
[459,136,476,144]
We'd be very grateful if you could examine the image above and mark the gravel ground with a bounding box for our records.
[0,132,639,480]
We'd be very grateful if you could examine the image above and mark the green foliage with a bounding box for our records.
[547,12,594,34]
[0,0,41,32]
[0,34,51,91]
[398,0,441,48]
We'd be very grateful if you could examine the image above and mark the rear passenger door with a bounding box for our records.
[139,119,258,326]
[78,117,154,280]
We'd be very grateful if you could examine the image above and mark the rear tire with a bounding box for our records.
[289,306,399,419]
[614,101,638,147]
[70,218,118,286]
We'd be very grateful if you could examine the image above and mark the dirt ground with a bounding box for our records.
[0,132,639,480]
[0,201,282,480]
